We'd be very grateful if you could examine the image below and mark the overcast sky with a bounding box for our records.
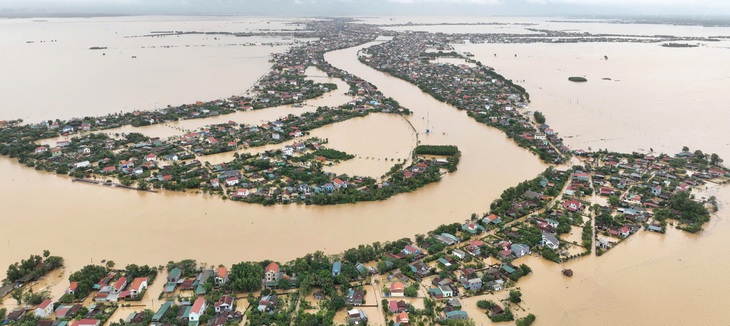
[1,0,729,17]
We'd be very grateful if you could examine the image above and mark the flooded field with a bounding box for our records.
[2,16,730,326]
[0,16,306,123]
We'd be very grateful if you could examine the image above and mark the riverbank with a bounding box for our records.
[1,17,718,322]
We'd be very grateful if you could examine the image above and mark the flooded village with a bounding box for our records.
[2,17,730,326]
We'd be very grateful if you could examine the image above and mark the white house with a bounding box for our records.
[452,249,466,260]
[73,161,90,169]
[144,153,157,162]
[214,295,234,313]
[439,285,454,298]
[189,297,207,324]
[233,188,250,198]
[541,232,560,250]
[34,299,53,318]
[225,176,239,186]
[129,277,148,298]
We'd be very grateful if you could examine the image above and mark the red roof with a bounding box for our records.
[215,295,234,307]
[129,277,148,291]
[390,282,404,292]
[113,277,127,291]
[619,227,630,233]
[265,262,279,273]
[73,319,101,326]
[217,267,227,278]
[38,299,53,309]
[68,281,78,291]
[191,297,206,314]
[485,214,500,221]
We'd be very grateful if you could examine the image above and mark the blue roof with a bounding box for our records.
[332,262,342,273]
[446,310,468,318]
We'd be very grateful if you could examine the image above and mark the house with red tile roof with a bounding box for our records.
[189,297,207,324]
[112,277,127,293]
[562,200,584,212]
[66,282,78,295]
[264,262,280,287]
[72,319,101,326]
[34,299,54,318]
[216,267,228,285]
[129,277,148,298]
[214,294,235,313]
[390,282,405,297]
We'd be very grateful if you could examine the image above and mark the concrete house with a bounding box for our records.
[188,297,207,325]
[34,299,54,318]
[542,232,560,250]
[511,244,531,257]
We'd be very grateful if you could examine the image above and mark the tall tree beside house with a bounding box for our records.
[533,111,546,124]
[11,288,23,305]
[710,153,723,165]
[69,265,108,299]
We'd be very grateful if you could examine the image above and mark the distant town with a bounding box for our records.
[1,18,728,326]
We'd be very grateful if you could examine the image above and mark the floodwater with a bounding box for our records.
[446,22,730,326]
[36,66,354,146]
[0,18,544,316]
[455,40,730,160]
[2,17,729,326]
[0,16,305,123]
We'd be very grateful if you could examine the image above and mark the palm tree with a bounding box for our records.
[106,260,115,270]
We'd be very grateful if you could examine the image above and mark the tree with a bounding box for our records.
[106,260,115,270]
[477,300,495,309]
[682,146,689,152]
[516,313,536,326]
[533,111,546,124]
[11,288,23,305]
[710,153,723,165]
[137,179,149,191]
[43,250,50,258]
[608,195,621,207]
[509,289,523,303]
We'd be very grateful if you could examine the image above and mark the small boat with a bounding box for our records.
[131,56,137,59]
[562,269,573,277]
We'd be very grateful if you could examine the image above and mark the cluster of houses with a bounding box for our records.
[360,32,567,164]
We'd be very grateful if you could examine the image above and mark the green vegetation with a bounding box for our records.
[516,313,537,326]
[509,289,523,303]
[5,251,64,283]
[533,111,546,124]
[312,148,354,161]
[654,191,711,233]
[477,300,496,309]
[166,259,199,278]
[229,262,265,292]
[68,264,108,299]
[414,145,460,156]
[489,307,514,322]
[581,221,593,249]
[404,283,419,297]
